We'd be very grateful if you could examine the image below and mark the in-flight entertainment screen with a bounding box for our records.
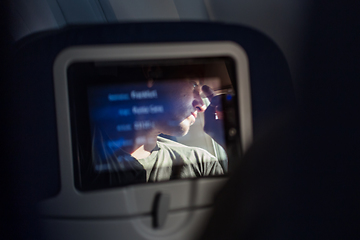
[67,58,242,191]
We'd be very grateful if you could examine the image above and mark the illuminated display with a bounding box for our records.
[68,58,241,191]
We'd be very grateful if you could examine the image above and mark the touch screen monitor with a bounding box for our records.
[51,42,252,196]
[68,57,243,191]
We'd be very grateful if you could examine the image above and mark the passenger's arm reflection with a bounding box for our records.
[202,85,227,148]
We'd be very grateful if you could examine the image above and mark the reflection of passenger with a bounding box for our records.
[121,78,224,182]
[93,66,225,183]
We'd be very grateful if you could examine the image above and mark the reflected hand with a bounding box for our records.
[202,85,226,148]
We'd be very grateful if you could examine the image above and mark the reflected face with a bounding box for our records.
[154,79,206,136]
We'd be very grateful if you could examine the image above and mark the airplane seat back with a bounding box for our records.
[7,22,295,239]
